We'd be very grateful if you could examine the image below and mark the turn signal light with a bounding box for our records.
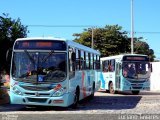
[53,84,62,91]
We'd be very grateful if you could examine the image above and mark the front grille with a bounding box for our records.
[27,98,47,103]
[128,80,146,83]
[132,87,143,89]
[13,78,64,84]
[20,85,52,91]
[25,92,50,97]
[132,83,143,89]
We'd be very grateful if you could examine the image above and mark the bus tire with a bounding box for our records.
[71,88,79,109]
[132,90,140,95]
[109,82,116,94]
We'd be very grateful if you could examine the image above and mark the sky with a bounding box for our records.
[1,0,160,59]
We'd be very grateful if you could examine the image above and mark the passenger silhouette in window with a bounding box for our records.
[128,64,135,78]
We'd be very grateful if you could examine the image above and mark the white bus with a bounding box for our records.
[100,54,152,95]
[10,37,101,108]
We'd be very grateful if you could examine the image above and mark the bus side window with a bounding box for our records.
[94,55,97,69]
[86,52,90,69]
[88,53,91,69]
[80,50,84,70]
[103,60,108,72]
[96,55,100,70]
[92,54,94,70]
[108,60,112,72]
[75,49,78,70]
[78,50,81,70]
[111,59,115,72]
[90,53,93,69]
[69,46,75,79]
[75,49,81,71]
[84,51,86,69]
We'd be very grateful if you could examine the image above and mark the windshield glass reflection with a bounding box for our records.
[122,62,151,79]
[12,51,67,83]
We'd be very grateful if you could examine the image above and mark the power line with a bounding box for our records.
[127,31,160,34]
[27,24,160,34]
[27,25,96,28]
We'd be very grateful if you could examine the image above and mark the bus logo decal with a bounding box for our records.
[35,92,40,97]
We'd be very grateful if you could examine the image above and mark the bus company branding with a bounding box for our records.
[35,92,40,97]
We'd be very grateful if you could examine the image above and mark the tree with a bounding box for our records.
[73,25,130,57]
[133,37,155,61]
[0,13,28,73]
[73,24,155,61]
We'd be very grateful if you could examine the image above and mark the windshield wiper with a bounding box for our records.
[24,50,36,65]
[41,50,54,63]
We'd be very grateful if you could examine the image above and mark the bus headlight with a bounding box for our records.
[12,86,23,95]
[52,88,66,97]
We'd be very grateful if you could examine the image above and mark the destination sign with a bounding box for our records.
[123,56,149,61]
[14,40,66,50]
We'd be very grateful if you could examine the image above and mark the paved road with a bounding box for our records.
[1,90,160,120]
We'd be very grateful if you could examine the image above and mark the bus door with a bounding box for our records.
[115,62,121,89]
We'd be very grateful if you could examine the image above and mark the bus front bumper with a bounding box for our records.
[123,80,150,91]
[10,92,74,107]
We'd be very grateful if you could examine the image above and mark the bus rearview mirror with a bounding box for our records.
[6,48,12,62]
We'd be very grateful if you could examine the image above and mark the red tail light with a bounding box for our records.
[53,100,64,103]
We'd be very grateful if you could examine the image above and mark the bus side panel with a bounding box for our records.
[68,70,100,102]
[79,70,95,100]
[68,71,89,102]
[84,70,93,97]
[101,72,117,90]
[68,71,81,103]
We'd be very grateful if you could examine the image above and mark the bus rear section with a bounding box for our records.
[100,54,152,95]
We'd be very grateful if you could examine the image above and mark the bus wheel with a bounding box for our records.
[71,90,79,109]
[132,91,140,95]
[109,82,116,94]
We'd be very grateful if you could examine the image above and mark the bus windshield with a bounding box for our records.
[12,51,67,83]
[122,62,151,79]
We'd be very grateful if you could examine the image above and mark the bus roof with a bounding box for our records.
[15,37,66,41]
[67,40,100,55]
[100,54,148,61]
